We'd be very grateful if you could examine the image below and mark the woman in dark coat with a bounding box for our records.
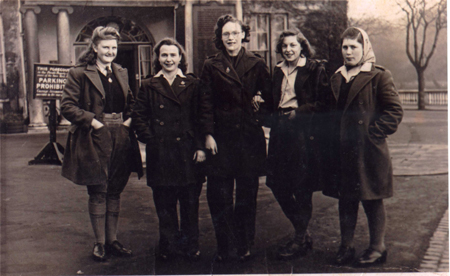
[132,38,206,261]
[323,27,403,266]
[61,26,143,261]
[200,14,272,261]
[266,29,329,260]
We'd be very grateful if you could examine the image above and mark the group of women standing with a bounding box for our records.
[61,14,403,267]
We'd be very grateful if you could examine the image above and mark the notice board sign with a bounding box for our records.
[34,63,72,99]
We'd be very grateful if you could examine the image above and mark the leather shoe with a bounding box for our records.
[92,243,106,262]
[105,240,132,257]
[237,249,252,262]
[186,250,201,262]
[214,252,229,262]
[354,248,387,267]
[277,235,313,259]
[334,246,355,265]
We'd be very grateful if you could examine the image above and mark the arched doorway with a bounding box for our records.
[74,16,154,95]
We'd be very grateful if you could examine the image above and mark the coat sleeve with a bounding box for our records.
[369,69,403,138]
[198,61,215,136]
[296,59,330,114]
[124,87,135,120]
[255,60,273,127]
[61,67,95,130]
[131,80,154,143]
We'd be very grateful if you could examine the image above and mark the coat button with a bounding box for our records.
[358,120,363,124]
[310,136,314,140]
[176,137,181,141]
[160,138,164,143]
[359,100,363,105]
[160,121,164,126]
[236,124,240,128]
[160,104,164,109]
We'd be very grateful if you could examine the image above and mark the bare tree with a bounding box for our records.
[397,0,447,109]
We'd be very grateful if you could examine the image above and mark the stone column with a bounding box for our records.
[236,0,243,21]
[52,6,73,64]
[52,6,73,127]
[185,1,193,73]
[20,5,46,131]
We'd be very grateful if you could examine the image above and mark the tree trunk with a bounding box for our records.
[416,68,426,110]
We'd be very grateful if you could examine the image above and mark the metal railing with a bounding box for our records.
[398,89,447,106]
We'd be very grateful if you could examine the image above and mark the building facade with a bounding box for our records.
[0,0,347,132]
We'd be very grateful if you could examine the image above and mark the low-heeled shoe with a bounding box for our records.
[92,243,106,262]
[186,250,201,262]
[334,246,355,265]
[237,249,252,262]
[106,240,132,257]
[354,248,387,267]
[214,252,229,262]
[277,235,313,259]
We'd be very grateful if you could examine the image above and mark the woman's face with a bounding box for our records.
[221,22,245,56]
[281,35,302,65]
[158,45,182,73]
[342,38,363,66]
[93,39,118,65]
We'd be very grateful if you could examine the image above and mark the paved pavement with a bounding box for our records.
[0,109,448,275]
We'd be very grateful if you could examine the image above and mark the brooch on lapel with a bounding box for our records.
[226,67,230,73]
[179,81,186,87]
[108,78,113,83]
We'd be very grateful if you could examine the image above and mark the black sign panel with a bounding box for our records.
[34,63,72,99]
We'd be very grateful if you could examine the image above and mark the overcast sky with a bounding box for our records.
[347,0,403,20]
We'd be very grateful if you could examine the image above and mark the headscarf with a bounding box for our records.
[337,27,376,82]
[354,27,376,66]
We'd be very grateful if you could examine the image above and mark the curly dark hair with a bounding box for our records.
[153,38,188,74]
[77,26,120,65]
[213,14,250,51]
[275,28,315,58]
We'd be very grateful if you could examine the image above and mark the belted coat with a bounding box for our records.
[323,65,403,200]
[61,63,143,185]
[132,74,205,187]
[200,48,272,177]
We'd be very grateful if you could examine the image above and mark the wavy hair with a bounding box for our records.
[340,27,363,46]
[213,14,250,51]
[77,26,120,65]
[153,38,188,74]
[275,28,315,58]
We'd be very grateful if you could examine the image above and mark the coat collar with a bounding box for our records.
[331,64,378,110]
[84,63,129,99]
[272,59,312,109]
[149,75,194,105]
[209,48,261,86]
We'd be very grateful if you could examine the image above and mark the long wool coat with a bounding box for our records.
[323,65,403,200]
[61,63,143,185]
[266,59,330,191]
[200,48,272,177]
[132,74,205,187]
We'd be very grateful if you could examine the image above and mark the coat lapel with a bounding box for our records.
[330,73,342,101]
[84,64,105,98]
[150,77,181,105]
[112,63,129,100]
[173,76,194,96]
[344,70,377,111]
[210,52,242,85]
[236,49,260,80]
[272,67,284,108]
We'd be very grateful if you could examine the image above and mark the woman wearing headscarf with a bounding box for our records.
[323,27,403,266]
[61,26,143,261]
[132,38,206,261]
[266,29,329,260]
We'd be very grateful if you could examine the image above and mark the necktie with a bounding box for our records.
[106,66,113,83]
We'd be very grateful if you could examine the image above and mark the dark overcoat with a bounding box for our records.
[61,63,143,185]
[200,48,272,177]
[132,74,205,187]
[266,59,330,191]
[323,65,403,200]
